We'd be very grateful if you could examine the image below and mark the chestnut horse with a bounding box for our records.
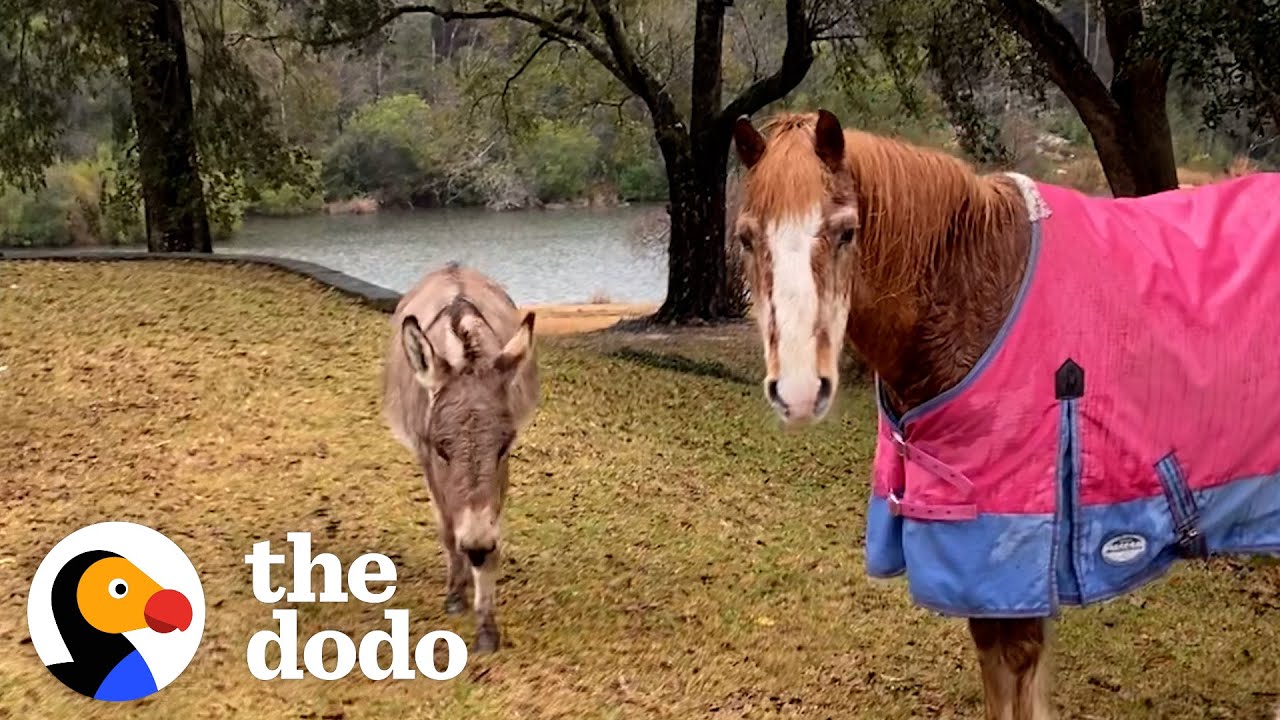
[730,110,1280,718]
[733,111,1045,717]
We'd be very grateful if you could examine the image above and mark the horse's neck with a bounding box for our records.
[857,174,1033,416]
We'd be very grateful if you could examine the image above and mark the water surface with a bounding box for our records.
[220,206,668,305]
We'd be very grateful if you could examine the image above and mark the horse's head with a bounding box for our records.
[731,110,858,424]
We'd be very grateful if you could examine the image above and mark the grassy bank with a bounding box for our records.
[0,261,1276,719]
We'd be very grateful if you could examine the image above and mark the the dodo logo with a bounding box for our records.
[27,522,205,702]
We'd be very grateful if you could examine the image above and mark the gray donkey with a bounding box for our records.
[382,263,539,653]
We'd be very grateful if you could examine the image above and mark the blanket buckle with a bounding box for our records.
[887,491,903,516]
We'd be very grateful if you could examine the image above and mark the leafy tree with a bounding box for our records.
[845,0,1279,198]
[1,0,305,250]
[0,1,212,250]
[985,0,1180,196]
[270,0,843,323]
[1143,0,1280,148]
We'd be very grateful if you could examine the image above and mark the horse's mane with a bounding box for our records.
[746,112,1025,295]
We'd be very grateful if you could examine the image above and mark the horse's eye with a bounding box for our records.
[434,444,450,463]
[497,437,513,459]
[837,228,855,247]
[737,232,753,251]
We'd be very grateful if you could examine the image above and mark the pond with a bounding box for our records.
[218,205,668,305]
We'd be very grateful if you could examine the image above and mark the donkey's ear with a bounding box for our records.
[402,316,450,388]
[733,116,766,169]
[494,312,535,375]
[814,109,845,172]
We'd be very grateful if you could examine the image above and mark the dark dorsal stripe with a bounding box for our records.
[47,550,137,698]
[423,296,497,369]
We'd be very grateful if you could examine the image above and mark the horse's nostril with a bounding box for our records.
[466,547,493,567]
[817,377,832,403]
[766,380,782,406]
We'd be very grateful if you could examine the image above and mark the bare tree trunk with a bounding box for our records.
[123,0,212,252]
[1112,60,1179,194]
[654,133,740,323]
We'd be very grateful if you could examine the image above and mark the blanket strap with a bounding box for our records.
[1155,453,1209,559]
[887,431,980,521]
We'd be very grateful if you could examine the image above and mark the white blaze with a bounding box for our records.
[767,206,823,415]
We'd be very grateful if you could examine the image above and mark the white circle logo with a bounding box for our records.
[27,522,205,702]
[1100,533,1148,565]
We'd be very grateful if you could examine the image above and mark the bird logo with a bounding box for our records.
[27,522,205,702]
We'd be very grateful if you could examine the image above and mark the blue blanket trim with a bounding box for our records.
[865,473,1280,616]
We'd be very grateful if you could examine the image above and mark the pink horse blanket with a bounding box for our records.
[866,173,1280,616]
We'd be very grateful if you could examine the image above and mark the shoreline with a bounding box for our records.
[1,249,658,333]
[521,302,659,335]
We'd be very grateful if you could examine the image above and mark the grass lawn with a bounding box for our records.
[0,261,1276,719]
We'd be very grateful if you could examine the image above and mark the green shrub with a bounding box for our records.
[607,122,667,202]
[321,94,440,206]
[249,183,324,216]
[516,119,601,203]
[247,160,324,216]
[0,155,119,247]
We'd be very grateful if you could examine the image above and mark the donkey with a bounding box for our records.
[382,262,538,653]
[731,110,1280,718]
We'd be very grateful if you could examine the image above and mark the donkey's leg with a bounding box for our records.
[470,549,501,653]
[433,506,470,615]
[969,618,1053,720]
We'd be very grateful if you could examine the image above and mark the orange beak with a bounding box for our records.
[144,588,192,633]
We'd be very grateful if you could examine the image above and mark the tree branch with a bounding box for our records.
[718,0,815,128]
[987,0,1119,117]
[498,37,556,132]
[587,0,678,124]
[245,2,623,79]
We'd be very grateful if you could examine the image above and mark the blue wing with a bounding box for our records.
[94,650,159,702]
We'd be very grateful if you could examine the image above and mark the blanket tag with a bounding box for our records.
[1101,534,1148,565]
[1055,359,1085,400]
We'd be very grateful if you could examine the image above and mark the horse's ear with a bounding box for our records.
[733,116,766,169]
[814,109,845,172]
[402,316,451,390]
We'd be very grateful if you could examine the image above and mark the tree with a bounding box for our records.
[1,1,212,251]
[1144,0,1280,146]
[123,0,213,251]
[986,0,1178,197]
[846,0,1280,198]
[1,1,306,250]
[276,0,841,323]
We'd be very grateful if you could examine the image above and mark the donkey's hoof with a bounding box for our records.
[444,592,468,616]
[472,626,501,654]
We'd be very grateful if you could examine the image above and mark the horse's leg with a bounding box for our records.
[969,618,1053,720]
[470,548,501,653]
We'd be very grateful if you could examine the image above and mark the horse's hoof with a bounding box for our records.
[472,626,501,654]
[444,592,467,616]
